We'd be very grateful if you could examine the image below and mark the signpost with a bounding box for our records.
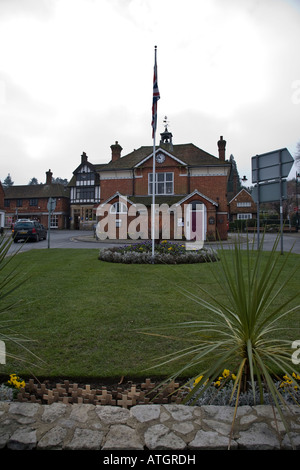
[252,180,287,203]
[252,148,294,183]
[251,148,294,254]
[47,197,56,248]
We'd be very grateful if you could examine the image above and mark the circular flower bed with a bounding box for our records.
[98,240,218,264]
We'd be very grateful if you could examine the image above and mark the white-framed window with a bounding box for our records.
[237,213,252,220]
[71,186,100,203]
[148,172,174,195]
[237,202,251,207]
[110,202,128,214]
[76,187,95,200]
[85,208,96,221]
[50,214,58,228]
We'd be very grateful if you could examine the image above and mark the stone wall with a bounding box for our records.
[1,402,300,451]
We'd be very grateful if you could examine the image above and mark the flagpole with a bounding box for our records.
[152,115,156,261]
[151,45,159,262]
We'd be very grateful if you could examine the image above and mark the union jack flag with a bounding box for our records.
[152,47,160,138]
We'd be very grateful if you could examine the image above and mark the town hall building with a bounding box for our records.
[68,126,231,241]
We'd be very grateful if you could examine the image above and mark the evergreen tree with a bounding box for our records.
[52,177,68,185]
[28,177,39,185]
[227,154,242,200]
[2,173,14,187]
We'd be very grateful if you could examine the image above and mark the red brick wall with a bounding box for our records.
[97,195,146,239]
[0,182,4,210]
[229,191,256,212]
[98,155,229,240]
[100,179,133,202]
[189,175,228,210]
[133,156,186,196]
[100,157,228,206]
[229,190,257,221]
[6,197,69,229]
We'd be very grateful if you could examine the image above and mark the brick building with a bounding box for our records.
[4,170,70,229]
[69,128,231,240]
[228,188,257,222]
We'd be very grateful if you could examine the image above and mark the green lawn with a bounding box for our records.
[1,247,299,383]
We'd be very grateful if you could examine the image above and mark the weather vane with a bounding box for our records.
[163,116,169,131]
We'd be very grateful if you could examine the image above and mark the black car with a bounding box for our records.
[12,221,47,243]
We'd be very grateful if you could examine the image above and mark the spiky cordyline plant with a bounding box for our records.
[142,233,300,447]
[0,234,42,368]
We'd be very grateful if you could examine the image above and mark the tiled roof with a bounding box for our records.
[4,184,70,199]
[68,142,230,188]
[97,143,229,171]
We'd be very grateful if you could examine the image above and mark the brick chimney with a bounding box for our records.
[217,136,226,161]
[81,152,88,164]
[46,169,53,185]
[110,141,122,162]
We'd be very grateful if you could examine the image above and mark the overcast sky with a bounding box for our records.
[0,0,299,186]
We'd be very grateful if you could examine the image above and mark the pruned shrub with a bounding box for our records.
[98,240,218,264]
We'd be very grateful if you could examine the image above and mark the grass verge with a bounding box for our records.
[0,247,299,383]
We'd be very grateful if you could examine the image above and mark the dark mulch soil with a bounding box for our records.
[1,375,185,408]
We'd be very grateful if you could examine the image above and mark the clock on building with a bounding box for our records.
[155,153,165,163]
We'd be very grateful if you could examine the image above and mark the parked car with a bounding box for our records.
[12,221,47,243]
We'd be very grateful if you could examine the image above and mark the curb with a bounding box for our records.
[71,235,248,245]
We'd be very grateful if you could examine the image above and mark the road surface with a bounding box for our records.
[5,229,300,255]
